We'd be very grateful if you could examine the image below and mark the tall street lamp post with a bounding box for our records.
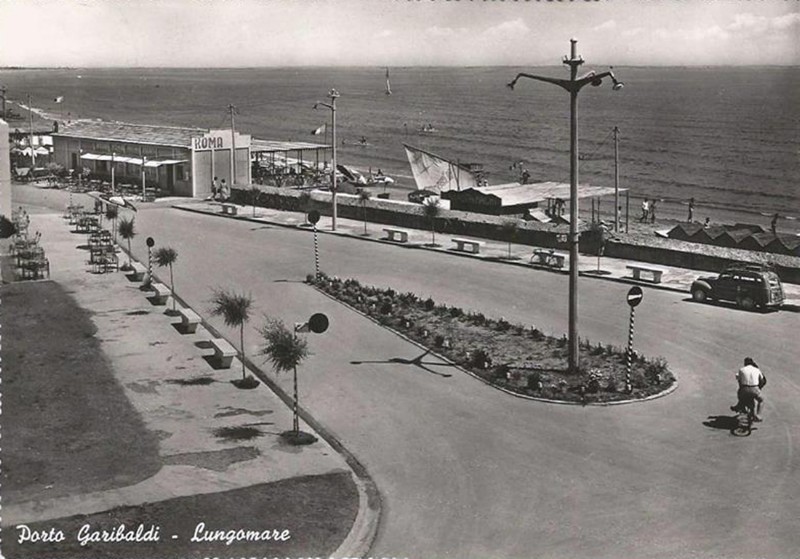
[314,89,340,231]
[508,38,623,373]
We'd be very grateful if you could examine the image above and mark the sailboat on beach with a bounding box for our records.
[385,68,392,96]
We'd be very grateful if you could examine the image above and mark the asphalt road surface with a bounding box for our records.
[20,191,800,559]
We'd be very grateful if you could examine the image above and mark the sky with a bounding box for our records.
[0,0,798,67]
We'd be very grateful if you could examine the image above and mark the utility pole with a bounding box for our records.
[28,93,36,167]
[229,104,237,186]
[614,126,620,232]
[508,39,623,373]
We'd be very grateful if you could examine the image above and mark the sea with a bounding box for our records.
[2,66,798,231]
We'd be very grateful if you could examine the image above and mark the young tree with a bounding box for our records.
[210,289,253,384]
[358,188,372,235]
[153,246,178,312]
[422,197,441,246]
[259,318,309,434]
[117,216,136,270]
[105,204,119,242]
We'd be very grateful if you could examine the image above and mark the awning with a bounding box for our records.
[79,153,186,167]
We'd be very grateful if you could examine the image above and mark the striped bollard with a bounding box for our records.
[307,210,321,279]
[625,286,643,394]
[145,236,155,287]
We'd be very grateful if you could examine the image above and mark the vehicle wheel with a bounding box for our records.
[691,288,707,303]
[738,296,756,311]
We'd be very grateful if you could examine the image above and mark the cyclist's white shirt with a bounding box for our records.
[737,364,763,387]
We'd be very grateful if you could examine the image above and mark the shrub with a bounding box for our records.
[471,312,486,326]
[423,297,435,311]
[605,378,618,393]
[470,348,491,369]
[557,335,567,348]
[587,378,601,393]
[434,334,445,348]
[496,318,511,332]
[493,363,510,381]
[306,274,315,284]
[527,372,543,390]
[530,327,545,341]
[449,306,464,318]
[380,301,393,315]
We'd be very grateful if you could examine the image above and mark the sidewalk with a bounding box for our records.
[174,200,800,303]
[2,209,377,557]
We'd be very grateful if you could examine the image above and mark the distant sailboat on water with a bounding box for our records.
[385,68,392,96]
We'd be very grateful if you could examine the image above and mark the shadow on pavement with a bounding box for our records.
[351,349,455,378]
[703,415,740,430]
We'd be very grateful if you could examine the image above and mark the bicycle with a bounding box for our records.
[731,398,757,437]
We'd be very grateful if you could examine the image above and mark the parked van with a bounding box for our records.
[690,263,784,311]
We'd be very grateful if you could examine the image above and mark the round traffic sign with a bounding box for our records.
[307,210,321,225]
[308,312,329,334]
[627,286,643,307]
[146,237,155,248]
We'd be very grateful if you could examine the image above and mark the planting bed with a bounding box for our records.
[308,273,675,404]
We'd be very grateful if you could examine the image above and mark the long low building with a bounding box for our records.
[52,120,329,198]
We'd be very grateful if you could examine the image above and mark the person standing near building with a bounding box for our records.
[208,176,219,201]
[218,179,230,202]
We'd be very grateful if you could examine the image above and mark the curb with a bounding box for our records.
[172,203,692,295]
[117,245,382,559]
[308,283,679,407]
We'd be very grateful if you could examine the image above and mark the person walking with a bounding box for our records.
[688,197,695,222]
[640,198,650,223]
[771,213,779,236]
[650,199,658,224]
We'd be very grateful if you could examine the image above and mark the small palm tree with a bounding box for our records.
[117,216,136,270]
[210,289,253,383]
[500,220,519,259]
[105,204,119,242]
[153,246,178,312]
[249,186,261,217]
[259,318,309,434]
[422,197,441,246]
[358,188,372,235]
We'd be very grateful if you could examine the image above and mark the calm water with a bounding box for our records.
[3,66,798,223]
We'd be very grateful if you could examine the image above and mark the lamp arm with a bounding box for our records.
[575,70,616,90]
[507,73,571,92]
[315,102,333,110]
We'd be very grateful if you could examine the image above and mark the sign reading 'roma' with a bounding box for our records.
[192,136,226,150]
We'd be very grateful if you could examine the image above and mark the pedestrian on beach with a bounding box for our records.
[688,197,695,222]
[771,213,779,236]
[640,198,650,222]
[650,199,658,223]
[704,217,710,228]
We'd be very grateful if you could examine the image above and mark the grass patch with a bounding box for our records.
[0,281,162,505]
[3,473,358,558]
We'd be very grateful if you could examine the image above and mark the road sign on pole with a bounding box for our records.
[625,286,643,392]
[627,286,643,307]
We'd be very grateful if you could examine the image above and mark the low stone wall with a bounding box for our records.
[234,185,800,284]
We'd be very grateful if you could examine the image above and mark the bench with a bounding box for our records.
[451,238,485,254]
[383,228,410,243]
[210,337,237,368]
[127,261,147,282]
[626,264,666,284]
[178,308,201,334]
[221,203,238,216]
[530,249,567,269]
[150,282,171,305]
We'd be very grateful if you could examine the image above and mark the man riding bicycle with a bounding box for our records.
[731,357,766,422]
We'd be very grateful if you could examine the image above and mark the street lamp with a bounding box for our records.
[508,38,623,373]
[313,89,340,231]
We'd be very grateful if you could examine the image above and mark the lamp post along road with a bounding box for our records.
[314,89,340,231]
[508,38,623,372]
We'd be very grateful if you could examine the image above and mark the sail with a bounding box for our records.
[403,143,479,193]
[385,68,392,96]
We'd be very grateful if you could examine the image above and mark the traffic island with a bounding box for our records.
[308,273,676,404]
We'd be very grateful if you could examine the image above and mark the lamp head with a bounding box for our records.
[612,79,624,91]
[313,103,319,110]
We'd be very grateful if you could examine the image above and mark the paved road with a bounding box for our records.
[16,190,800,558]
